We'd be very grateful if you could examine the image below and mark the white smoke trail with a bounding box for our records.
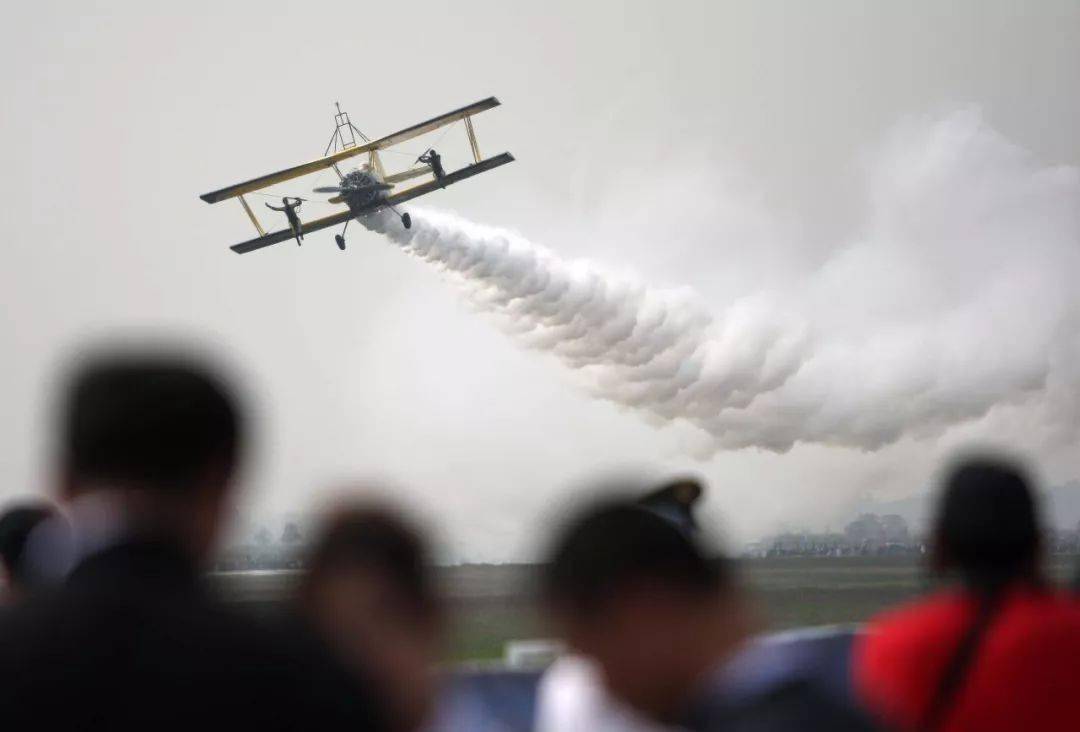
[363,110,1080,453]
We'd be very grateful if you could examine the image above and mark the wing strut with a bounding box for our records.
[464,116,482,164]
[237,195,265,236]
[200,97,501,204]
[228,152,514,254]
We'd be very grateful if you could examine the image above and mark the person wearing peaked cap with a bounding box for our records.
[636,477,704,537]
[535,476,710,732]
[539,478,876,732]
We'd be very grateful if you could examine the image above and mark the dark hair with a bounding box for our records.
[542,499,725,617]
[934,456,1040,588]
[921,456,1042,729]
[0,503,55,587]
[303,506,437,619]
[60,352,243,492]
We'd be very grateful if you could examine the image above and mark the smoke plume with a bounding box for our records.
[362,110,1080,453]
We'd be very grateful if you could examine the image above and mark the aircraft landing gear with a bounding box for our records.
[385,203,411,230]
[335,218,350,251]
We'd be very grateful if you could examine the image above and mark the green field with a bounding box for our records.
[208,555,1080,661]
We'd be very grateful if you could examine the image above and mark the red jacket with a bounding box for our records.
[854,585,1080,731]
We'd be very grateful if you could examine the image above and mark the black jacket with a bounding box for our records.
[683,677,880,732]
[0,540,385,731]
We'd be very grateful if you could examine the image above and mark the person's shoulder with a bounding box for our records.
[853,590,994,727]
[998,587,1080,647]
[859,592,971,664]
[862,590,971,645]
[244,612,390,727]
[1015,586,1080,617]
[538,655,627,730]
[0,598,35,651]
[540,654,601,689]
[144,603,388,728]
[709,678,878,732]
[0,587,88,652]
[852,592,970,709]
[0,587,110,701]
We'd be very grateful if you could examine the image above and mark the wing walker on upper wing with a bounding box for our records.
[200,98,513,254]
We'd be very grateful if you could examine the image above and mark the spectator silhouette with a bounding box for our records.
[855,455,1080,731]
[537,478,706,732]
[0,348,386,730]
[542,495,874,731]
[0,502,60,602]
[299,502,443,732]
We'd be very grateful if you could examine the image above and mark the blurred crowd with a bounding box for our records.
[1,346,1079,731]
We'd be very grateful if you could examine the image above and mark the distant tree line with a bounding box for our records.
[745,513,1080,559]
[744,513,925,558]
[213,513,1080,571]
[212,521,307,571]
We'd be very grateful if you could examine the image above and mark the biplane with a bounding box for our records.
[200,97,514,254]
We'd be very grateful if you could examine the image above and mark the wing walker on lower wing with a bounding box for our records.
[199,98,514,254]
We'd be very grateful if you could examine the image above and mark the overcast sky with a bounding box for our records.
[2,1,1078,560]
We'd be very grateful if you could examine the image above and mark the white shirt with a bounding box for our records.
[535,655,679,732]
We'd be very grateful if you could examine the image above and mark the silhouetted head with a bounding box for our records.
[932,456,1041,589]
[58,349,244,558]
[544,500,721,617]
[301,503,441,732]
[542,497,744,720]
[0,503,57,596]
[303,505,437,622]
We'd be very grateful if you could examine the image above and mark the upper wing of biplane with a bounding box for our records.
[229,153,514,254]
[200,97,501,204]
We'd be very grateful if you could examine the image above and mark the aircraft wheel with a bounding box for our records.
[335,235,346,250]
[402,213,412,229]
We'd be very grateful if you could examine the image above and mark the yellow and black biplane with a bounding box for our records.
[200,97,513,254]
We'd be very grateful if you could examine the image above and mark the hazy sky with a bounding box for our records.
[2,1,1079,560]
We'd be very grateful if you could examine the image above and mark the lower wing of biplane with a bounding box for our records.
[229,153,513,254]
[199,97,514,255]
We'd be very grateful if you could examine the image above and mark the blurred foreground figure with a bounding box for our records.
[542,493,875,731]
[0,502,59,602]
[537,478,705,732]
[0,349,384,730]
[536,653,671,732]
[300,503,442,732]
[855,456,1080,731]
